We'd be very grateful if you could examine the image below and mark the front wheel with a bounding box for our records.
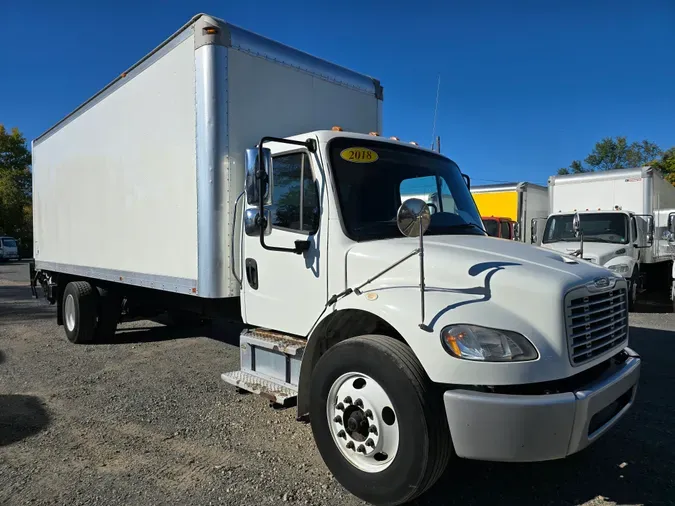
[309,335,451,506]
[628,269,639,312]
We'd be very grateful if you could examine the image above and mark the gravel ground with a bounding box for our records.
[1,260,674,506]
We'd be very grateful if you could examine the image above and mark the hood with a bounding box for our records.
[346,234,613,295]
[540,241,629,266]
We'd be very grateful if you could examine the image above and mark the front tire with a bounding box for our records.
[628,269,638,311]
[62,281,98,343]
[309,335,450,506]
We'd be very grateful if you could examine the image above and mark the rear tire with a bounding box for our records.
[62,281,98,344]
[309,335,451,506]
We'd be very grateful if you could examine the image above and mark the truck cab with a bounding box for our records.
[482,216,516,239]
[539,209,652,309]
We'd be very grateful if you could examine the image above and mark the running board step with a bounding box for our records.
[221,328,305,406]
[221,370,297,405]
[240,328,306,356]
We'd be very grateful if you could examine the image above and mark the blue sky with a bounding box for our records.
[2,0,673,185]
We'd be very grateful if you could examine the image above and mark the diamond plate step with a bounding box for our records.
[221,370,298,405]
[241,328,306,357]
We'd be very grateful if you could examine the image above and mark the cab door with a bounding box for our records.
[241,144,328,337]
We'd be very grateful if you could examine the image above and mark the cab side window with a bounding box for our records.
[271,153,320,234]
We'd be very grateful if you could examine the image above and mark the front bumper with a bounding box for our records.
[443,347,641,462]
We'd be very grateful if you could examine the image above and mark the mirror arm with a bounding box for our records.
[256,136,317,255]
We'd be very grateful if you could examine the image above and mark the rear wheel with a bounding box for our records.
[309,335,450,506]
[63,281,98,344]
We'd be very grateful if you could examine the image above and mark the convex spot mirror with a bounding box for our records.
[245,147,273,205]
[572,212,581,236]
[397,198,431,237]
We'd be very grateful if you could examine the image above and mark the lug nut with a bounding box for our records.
[354,398,363,408]
[369,425,378,435]
[344,396,352,404]
[365,438,374,447]
[357,444,366,453]
[346,441,355,450]
[337,430,346,439]
[334,415,342,424]
[336,402,344,411]
[365,409,373,419]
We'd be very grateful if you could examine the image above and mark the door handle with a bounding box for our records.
[245,258,258,290]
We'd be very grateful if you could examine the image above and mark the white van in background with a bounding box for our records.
[0,236,20,261]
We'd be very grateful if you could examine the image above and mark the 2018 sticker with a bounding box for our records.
[340,147,379,163]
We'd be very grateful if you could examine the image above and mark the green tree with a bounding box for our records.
[0,125,32,256]
[651,147,675,185]
[557,136,662,175]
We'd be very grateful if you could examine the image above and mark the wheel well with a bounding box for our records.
[296,309,406,421]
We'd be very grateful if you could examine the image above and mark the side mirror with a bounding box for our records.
[245,147,273,205]
[513,222,520,241]
[572,212,581,237]
[462,173,471,190]
[244,208,272,237]
[530,218,537,244]
[397,198,431,237]
[668,212,675,236]
[646,214,654,247]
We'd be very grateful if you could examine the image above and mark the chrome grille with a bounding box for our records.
[565,287,628,366]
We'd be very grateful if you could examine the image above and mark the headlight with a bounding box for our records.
[440,325,538,362]
[607,264,630,274]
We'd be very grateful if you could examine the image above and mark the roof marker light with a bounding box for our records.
[332,126,343,131]
[369,131,379,136]
[390,136,400,141]
[410,141,418,145]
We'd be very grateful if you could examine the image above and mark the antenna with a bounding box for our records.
[430,74,440,150]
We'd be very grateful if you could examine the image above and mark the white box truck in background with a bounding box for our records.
[540,167,675,310]
[30,13,642,506]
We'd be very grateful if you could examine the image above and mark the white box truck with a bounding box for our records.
[540,167,675,310]
[30,14,642,506]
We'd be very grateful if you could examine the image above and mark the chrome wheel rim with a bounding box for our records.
[64,294,76,332]
[326,372,399,473]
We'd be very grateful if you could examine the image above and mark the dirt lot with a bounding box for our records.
[1,261,674,506]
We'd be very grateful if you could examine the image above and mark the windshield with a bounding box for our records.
[1,238,17,248]
[543,213,629,245]
[328,138,484,241]
[483,219,499,237]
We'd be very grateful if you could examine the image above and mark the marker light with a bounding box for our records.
[410,141,418,145]
[332,126,343,131]
[369,132,379,136]
[389,136,400,141]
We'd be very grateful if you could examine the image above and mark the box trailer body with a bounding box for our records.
[541,167,675,308]
[470,182,548,244]
[30,14,642,506]
[32,15,382,300]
